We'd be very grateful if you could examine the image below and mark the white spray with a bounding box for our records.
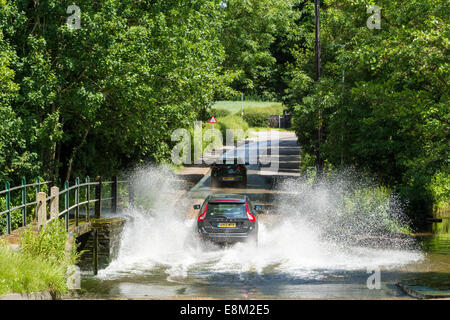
[98,166,423,281]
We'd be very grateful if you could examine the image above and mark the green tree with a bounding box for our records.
[0,1,39,183]
[220,0,298,99]
[1,0,233,183]
[287,0,449,224]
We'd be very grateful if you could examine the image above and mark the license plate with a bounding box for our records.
[222,177,234,181]
[218,223,236,228]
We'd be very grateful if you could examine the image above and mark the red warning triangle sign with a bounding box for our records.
[208,116,217,124]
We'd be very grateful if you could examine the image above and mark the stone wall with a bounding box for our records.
[77,218,125,272]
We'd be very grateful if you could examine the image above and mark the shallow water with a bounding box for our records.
[79,168,449,299]
[80,228,448,299]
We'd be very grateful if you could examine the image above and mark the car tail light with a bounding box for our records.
[236,166,245,171]
[245,202,256,222]
[197,202,208,222]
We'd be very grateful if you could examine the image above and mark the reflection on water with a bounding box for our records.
[422,218,450,255]
[404,218,450,292]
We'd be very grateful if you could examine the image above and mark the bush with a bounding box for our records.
[244,108,272,127]
[242,105,284,127]
[217,115,249,142]
[184,115,249,164]
[430,169,450,217]
[210,108,231,118]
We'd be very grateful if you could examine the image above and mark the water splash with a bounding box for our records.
[98,166,423,281]
[273,172,415,248]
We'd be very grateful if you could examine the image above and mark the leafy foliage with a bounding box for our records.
[220,0,299,99]
[209,108,231,118]
[0,0,234,184]
[243,108,272,127]
[0,0,447,226]
[287,0,449,224]
[243,105,283,127]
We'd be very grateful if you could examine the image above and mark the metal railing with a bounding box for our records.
[0,178,51,235]
[1,176,132,235]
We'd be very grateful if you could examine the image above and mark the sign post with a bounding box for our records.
[209,116,217,131]
[241,93,244,120]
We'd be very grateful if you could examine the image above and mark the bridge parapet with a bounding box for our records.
[1,176,131,275]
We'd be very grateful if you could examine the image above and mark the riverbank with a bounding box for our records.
[0,219,80,299]
[0,241,66,298]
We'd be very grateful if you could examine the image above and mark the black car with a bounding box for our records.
[210,156,248,188]
[194,194,262,246]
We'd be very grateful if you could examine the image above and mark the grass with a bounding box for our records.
[0,241,67,296]
[216,115,249,142]
[0,219,80,297]
[212,100,284,116]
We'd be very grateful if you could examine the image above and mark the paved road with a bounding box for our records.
[186,130,300,217]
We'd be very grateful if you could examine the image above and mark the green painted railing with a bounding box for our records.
[0,178,51,235]
[1,176,132,235]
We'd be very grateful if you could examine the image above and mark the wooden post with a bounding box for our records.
[37,192,47,228]
[93,229,98,275]
[111,176,118,214]
[50,186,59,220]
[94,176,102,219]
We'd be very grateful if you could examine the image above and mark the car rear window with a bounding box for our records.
[215,163,240,168]
[206,203,246,219]
[214,158,245,165]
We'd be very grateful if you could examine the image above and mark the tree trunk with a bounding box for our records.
[65,128,89,182]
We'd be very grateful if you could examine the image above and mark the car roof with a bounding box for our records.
[207,194,247,203]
